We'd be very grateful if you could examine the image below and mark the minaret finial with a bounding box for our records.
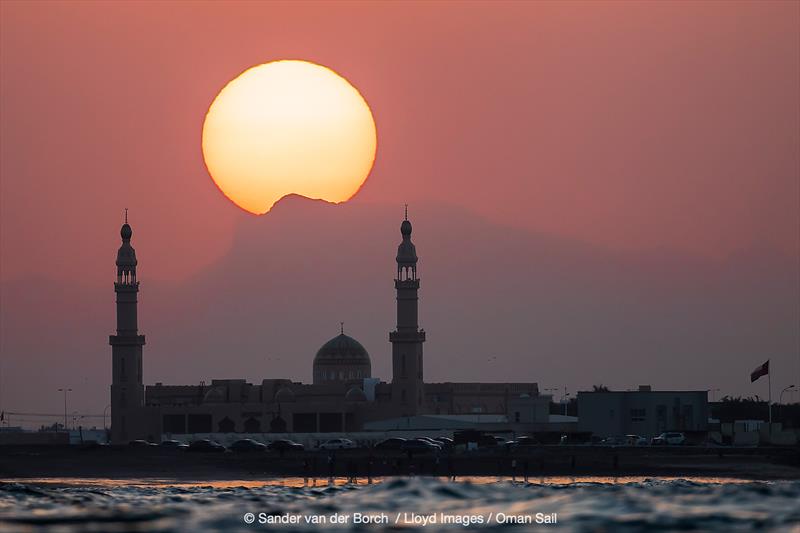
[124,208,128,224]
[404,204,408,220]
[340,321,344,335]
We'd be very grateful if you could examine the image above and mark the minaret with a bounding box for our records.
[109,211,146,443]
[390,206,425,415]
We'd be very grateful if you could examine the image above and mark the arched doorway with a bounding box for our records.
[243,417,261,433]
[218,416,235,433]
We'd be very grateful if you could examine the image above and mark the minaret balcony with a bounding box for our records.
[109,334,146,346]
[390,330,426,343]
[394,279,420,289]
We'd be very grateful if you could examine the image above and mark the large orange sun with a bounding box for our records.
[201,60,377,215]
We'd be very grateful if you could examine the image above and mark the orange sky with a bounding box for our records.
[0,1,798,420]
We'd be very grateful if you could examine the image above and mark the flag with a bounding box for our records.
[750,360,769,382]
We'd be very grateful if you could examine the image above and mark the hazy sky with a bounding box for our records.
[1,1,798,425]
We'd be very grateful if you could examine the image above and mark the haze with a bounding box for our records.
[1,1,798,423]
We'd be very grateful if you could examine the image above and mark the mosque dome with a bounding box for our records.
[275,387,296,403]
[116,222,137,278]
[313,332,371,384]
[345,386,367,402]
[396,219,417,264]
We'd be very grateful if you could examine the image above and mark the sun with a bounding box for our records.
[201,60,377,215]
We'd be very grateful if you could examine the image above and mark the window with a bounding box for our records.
[401,389,406,403]
[630,408,646,422]
[515,411,520,423]
[120,358,126,382]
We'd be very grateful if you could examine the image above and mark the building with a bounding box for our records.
[109,212,550,444]
[576,386,709,439]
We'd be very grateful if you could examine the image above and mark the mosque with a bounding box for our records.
[110,212,550,444]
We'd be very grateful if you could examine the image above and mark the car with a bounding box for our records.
[432,436,454,450]
[652,432,685,446]
[267,439,304,452]
[187,439,226,453]
[493,436,508,445]
[159,439,188,449]
[599,436,627,447]
[625,435,648,446]
[418,437,443,450]
[374,437,407,450]
[319,438,356,450]
[508,436,540,448]
[417,437,444,447]
[128,439,157,448]
[401,439,441,453]
[230,439,267,452]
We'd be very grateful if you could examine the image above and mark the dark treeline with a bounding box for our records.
[711,396,799,428]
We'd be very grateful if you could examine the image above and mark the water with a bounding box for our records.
[1,477,799,532]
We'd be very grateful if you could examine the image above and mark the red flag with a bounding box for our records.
[750,360,769,382]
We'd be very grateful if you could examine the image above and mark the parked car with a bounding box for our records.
[401,438,441,453]
[625,435,648,446]
[319,438,356,450]
[267,439,304,452]
[128,439,157,448]
[187,439,226,453]
[230,439,267,453]
[508,436,540,448]
[374,437,407,450]
[159,439,188,449]
[599,436,627,447]
[432,436,454,450]
[493,436,508,445]
[417,437,444,448]
[652,432,686,446]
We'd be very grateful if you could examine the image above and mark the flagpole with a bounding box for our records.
[768,361,772,426]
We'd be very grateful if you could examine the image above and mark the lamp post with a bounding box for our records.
[103,404,111,430]
[57,388,72,431]
[780,385,795,420]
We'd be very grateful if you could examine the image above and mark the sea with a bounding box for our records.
[1,476,799,532]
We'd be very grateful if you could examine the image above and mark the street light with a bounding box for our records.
[103,404,111,430]
[779,385,795,422]
[780,385,795,407]
[57,388,72,431]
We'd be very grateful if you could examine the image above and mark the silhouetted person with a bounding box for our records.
[328,451,336,480]
[347,459,357,484]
